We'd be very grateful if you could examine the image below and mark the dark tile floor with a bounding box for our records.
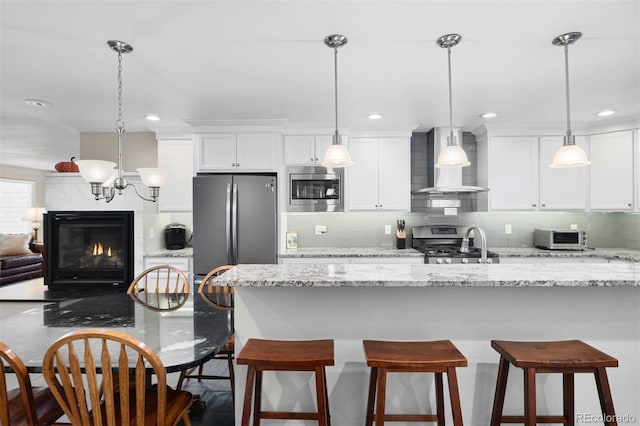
[179,360,235,426]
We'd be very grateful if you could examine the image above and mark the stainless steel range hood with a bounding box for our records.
[413,127,488,194]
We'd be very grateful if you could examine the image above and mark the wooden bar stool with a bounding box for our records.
[237,338,334,426]
[363,340,467,426]
[490,340,619,426]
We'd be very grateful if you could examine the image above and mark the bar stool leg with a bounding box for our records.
[323,367,331,426]
[315,366,329,426]
[490,357,510,426]
[594,368,618,426]
[365,367,378,426]
[563,373,575,426]
[253,370,263,426]
[435,372,445,426]
[524,368,536,426]
[375,367,387,426]
[447,367,464,426]
[241,365,256,426]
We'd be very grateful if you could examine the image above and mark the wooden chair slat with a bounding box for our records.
[83,339,104,426]
[68,340,93,425]
[100,339,117,426]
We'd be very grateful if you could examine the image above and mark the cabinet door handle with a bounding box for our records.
[628,203,632,207]
[532,204,537,207]
[231,163,236,167]
[236,163,240,168]
[310,158,315,162]
[541,204,546,207]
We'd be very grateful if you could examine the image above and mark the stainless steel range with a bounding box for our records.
[412,224,499,264]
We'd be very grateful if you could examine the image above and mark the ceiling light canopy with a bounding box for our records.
[321,34,353,168]
[77,40,168,202]
[435,33,470,169]
[549,32,590,168]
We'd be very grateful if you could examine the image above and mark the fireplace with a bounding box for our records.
[44,211,134,289]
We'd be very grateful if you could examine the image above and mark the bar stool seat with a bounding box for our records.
[237,338,334,426]
[363,340,467,426]
[490,340,619,426]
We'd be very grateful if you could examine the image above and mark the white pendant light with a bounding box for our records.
[78,40,168,202]
[435,34,470,169]
[550,32,591,168]
[321,34,353,168]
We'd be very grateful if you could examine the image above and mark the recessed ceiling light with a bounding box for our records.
[368,113,383,120]
[145,115,161,121]
[480,112,498,119]
[24,99,51,107]
[596,110,616,117]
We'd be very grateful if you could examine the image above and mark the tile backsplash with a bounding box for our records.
[284,211,640,250]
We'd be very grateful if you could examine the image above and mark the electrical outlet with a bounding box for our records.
[315,225,327,235]
[505,224,512,235]
[384,225,391,235]
[570,223,578,230]
[149,228,155,240]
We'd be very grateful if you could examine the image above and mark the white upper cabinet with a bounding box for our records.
[284,135,333,165]
[157,139,194,212]
[589,130,634,210]
[488,136,539,210]
[539,136,588,210]
[348,137,410,211]
[196,133,277,172]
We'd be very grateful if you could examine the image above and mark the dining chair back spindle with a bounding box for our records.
[128,265,189,295]
[0,341,65,426]
[42,329,193,426]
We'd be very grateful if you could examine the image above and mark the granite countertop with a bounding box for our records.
[144,247,193,257]
[279,247,423,258]
[493,247,640,262]
[214,263,640,288]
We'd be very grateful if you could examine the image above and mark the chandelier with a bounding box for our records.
[76,40,167,202]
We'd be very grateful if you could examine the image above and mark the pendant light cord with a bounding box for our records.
[564,44,573,144]
[447,46,454,146]
[333,47,340,145]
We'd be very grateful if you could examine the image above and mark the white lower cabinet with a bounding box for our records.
[143,257,193,288]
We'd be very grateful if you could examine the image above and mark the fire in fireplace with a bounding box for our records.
[44,211,134,289]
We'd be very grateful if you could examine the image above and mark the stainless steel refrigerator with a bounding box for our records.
[193,174,277,280]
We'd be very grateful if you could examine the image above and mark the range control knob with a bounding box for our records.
[444,258,452,264]
[477,258,483,264]
[461,258,468,264]
[486,259,493,264]
[436,258,444,264]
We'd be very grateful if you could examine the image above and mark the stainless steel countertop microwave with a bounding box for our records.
[286,166,343,212]
[534,228,588,250]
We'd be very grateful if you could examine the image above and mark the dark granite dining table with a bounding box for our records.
[0,292,232,373]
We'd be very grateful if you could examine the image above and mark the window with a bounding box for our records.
[0,179,35,234]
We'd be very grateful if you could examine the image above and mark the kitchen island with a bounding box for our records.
[215,263,640,426]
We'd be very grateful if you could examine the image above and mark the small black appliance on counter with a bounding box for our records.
[164,223,187,250]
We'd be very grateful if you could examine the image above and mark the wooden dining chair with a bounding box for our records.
[0,341,65,426]
[42,328,193,426]
[127,265,190,311]
[177,265,235,397]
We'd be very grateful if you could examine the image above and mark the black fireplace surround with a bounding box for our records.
[44,211,134,289]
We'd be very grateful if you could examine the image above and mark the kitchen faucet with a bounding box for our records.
[460,225,489,263]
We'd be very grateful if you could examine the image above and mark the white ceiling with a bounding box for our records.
[1,0,639,170]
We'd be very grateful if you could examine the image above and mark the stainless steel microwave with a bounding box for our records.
[534,228,588,250]
[286,166,343,212]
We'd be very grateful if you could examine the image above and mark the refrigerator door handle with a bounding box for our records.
[232,183,239,264]
[226,183,232,264]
